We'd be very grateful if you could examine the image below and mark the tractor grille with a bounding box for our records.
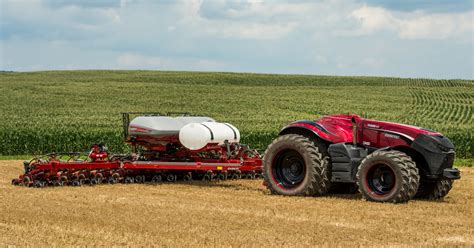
[441,151,455,171]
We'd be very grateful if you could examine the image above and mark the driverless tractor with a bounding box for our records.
[263,114,460,203]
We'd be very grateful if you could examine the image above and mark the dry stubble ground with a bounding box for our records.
[0,160,473,247]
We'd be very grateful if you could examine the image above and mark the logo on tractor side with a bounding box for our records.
[384,133,400,139]
[367,124,380,128]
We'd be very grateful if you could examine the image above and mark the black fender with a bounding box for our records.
[410,134,457,179]
[387,134,458,180]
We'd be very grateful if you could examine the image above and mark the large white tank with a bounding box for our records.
[179,122,240,150]
[129,116,215,138]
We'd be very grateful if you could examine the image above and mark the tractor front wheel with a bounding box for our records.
[415,179,453,200]
[263,134,330,196]
[356,150,419,203]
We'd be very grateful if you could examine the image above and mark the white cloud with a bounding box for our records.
[0,0,472,78]
[1,0,122,40]
[185,1,355,40]
[348,6,473,40]
[398,12,473,40]
[351,6,398,34]
[193,1,472,41]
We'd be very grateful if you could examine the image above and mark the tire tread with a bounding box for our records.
[356,150,419,203]
[263,134,330,196]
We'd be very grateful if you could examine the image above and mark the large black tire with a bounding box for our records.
[263,134,330,196]
[310,137,332,191]
[356,150,419,203]
[415,179,453,200]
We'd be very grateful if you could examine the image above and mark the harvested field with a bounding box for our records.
[1,160,473,247]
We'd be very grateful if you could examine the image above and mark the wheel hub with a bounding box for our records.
[290,163,299,173]
[273,149,306,188]
[367,164,396,195]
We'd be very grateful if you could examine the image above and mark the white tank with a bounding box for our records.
[179,122,240,150]
[129,116,215,138]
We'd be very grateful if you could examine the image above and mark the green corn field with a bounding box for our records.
[0,70,472,158]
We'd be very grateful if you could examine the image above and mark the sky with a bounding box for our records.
[0,0,473,79]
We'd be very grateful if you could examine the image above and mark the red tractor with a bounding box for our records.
[263,114,460,203]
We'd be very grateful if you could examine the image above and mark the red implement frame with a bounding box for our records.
[13,112,263,187]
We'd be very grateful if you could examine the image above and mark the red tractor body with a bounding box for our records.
[264,114,460,203]
[285,114,441,144]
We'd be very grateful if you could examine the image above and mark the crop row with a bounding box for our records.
[0,71,472,158]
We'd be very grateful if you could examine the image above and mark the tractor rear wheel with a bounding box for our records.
[263,134,330,196]
[356,150,419,203]
[415,179,453,200]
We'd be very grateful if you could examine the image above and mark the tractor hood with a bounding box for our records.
[282,114,449,146]
[315,114,443,142]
